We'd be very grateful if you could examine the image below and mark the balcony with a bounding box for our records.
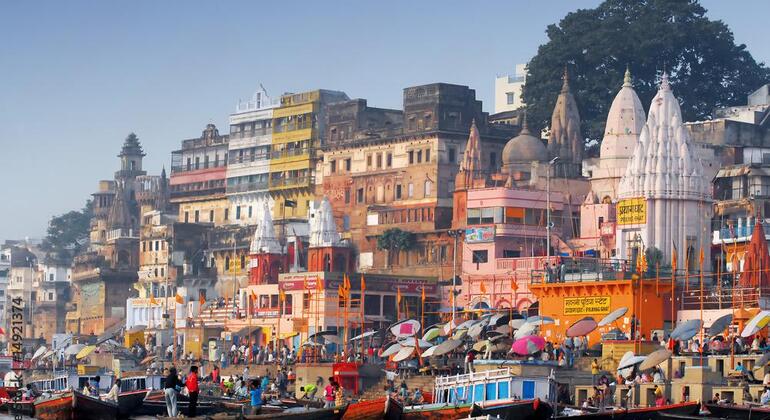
[229,127,272,140]
[106,228,139,241]
[170,163,227,175]
[713,223,770,244]
[273,121,314,133]
[226,181,269,194]
[269,176,313,191]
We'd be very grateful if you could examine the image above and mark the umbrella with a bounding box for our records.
[350,330,378,341]
[381,343,403,358]
[421,345,439,358]
[308,330,338,340]
[511,336,545,356]
[126,325,146,334]
[32,346,48,361]
[140,355,158,365]
[509,319,526,330]
[617,351,635,377]
[398,337,432,348]
[709,314,733,337]
[490,313,511,327]
[64,344,86,357]
[473,340,489,352]
[742,311,770,337]
[468,321,488,339]
[442,319,457,336]
[526,316,555,325]
[566,317,598,338]
[617,355,647,370]
[392,346,416,362]
[456,320,477,330]
[451,329,468,341]
[670,319,703,340]
[433,339,463,356]
[598,307,628,327]
[76,345,97,360]
[422,328,441,342]
[495,325,512,335]
[638,349,672,371]
[391,320,421,338]
[514,323,538,340]
[301,341,322,347]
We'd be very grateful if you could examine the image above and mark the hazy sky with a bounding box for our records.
[1,1,768,240]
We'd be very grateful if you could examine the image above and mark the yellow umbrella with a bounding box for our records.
[75,345,97,360]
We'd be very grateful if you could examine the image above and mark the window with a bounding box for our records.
[383,295,396,315]
[184,211,189,223]
[236,206,241,220]
[194,210,199,223]
[472,250,489,265]
[506,92,515,105]
[225,256,230,272]
[186,158,192,171]
[417,150,422,163]
[204,155,209,168]
[503,250,521,258]
[343,215,350,230]
[366,154,372,167]
[195,157,200,169]
[303,293,311,310]
[240,255,246,269]
[330,159,336,173]
[224,208,229,220]
[48,292,54,300]
[249,206,253,218]
[448,147,456,163]
[209,210,214,222]
[49,273,54,282]
[345,158,351,171]
[344,189,351,204]
[376,153,382,168]
[155,241,160,251]
[425,149,431,163]
[386,153,392,167]
[357,188,364,203]
[408,183,414,198]
[505,207,525,224]
[396,185,402,200]
[424,180,433,197]
[142,242,146,252]
[160,267,164,277]
[408,151,414,164]
[467,208,481,225]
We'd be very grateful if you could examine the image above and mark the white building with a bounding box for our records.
[494,64,527,114]
[616,74,712,269]
[226,87,278,225]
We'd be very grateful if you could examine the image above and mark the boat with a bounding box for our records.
[469,398,553,420]
[137,389,217,416]
[73,390,119,420]
[33,391,74,420]
[402,402,475,420]
[704,402,770,420]
[7,399,35,417]
[556,401,701,420]
[117,389,149,417]
[342,396,403,420]
[156,404,349,420]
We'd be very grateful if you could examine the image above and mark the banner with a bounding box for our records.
[465,226,495,243]
[616,198,646,225]
[563,296,611,315]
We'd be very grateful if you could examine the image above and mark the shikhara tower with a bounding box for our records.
[616,74,711,269]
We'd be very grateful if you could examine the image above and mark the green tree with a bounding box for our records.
[40,200,93,264]
[376,228,416,268]
[523,0,770,154]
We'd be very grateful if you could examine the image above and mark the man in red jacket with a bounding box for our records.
[186,365,200,417]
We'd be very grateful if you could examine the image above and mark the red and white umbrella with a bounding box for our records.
[566,317,598,337]
[511,336,546,356]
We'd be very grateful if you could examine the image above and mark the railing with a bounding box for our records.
[435,368,512,387]
[106,228,138,241]
[679,282,770,310]
[273,121,314,133]
[170,163,227,174]
[269,176,313,189]
[529,257,633,284]
[229,127,272,139]
[715,223,770,243]
[170,186,226,199]
[270,148,311,160]
[226,181,269,194]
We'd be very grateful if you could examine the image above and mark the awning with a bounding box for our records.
[278,332,298,339]
[234,326,261,337]
[715,165,751,178]
[97,321,125,344]
[76,345,97,360]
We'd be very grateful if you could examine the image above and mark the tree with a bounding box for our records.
[40,200,93,265]
[523,0,770,155]
[376,228,416,268]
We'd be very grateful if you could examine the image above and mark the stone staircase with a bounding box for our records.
[359,373,437,401]
[194,302,245,328]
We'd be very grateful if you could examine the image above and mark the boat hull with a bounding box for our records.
[402,403,472,420]
[705,403,770,420]
[245,405,349,419]
[8,400,35,417]
[559,402,701,420]
[137,389,216,416]
[34,392,74,420]
[470,398,554,420]
[73,391,119,420]
[117,389,148,418]
[342,396,403,420]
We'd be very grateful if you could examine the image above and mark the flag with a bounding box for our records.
[479,281,487,294]
[316,276,323,292]
[510,278,518,292]
[150,295,158,305]
[637,248,648,274]
[338,285,345,300]
[360,274,366,293]
[175,294,184,305]
[343,273,351,292]
[421,287,426,302]
[279,289,286,302]
[396,288,402,304]
[699,248,705,266]
[672,242,678,272]
[199,291,206,307]
[251,289,258,300]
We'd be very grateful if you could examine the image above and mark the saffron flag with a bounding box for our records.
[316,276,323,292]
[343,273,351,292]
[421,286,426,302]
[150,296,158,305]
[672,242,678,272]
[199,291,206,307]
[396,288,402,304]
[279,289,286,302]
[175,294,184,305]
[699,248,705,266]
[360,274,366,292]
[637,249,648,274]
[510,278,518,292]
[251,289,258,300]
[479,281,487,294]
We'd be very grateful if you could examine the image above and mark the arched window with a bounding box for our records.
[424,180,433,197]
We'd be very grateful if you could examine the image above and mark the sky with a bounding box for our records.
[1,1,768,240]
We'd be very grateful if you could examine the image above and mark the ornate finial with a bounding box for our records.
[561,66,570,93]
[623,66,632,87]
[660,72,671,91]
[520,110,531,135]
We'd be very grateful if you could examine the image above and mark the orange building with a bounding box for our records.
[529,266,673,344]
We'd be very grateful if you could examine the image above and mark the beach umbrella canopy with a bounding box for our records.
[76,345,97,360]
[742,311,770,337]
[758,352,770,368]
[422,328,441,342]
[709,314,733,337]
[32,346,48,361]
[421,345,439,358]
[617,355,647,370]
[511,336,546,356]
[598,307,628,327]
[126,325,146,334]
[433,339,463,356]
[351,330,378,341]
[456,320,477,330]
[490,313,511,327]
[639,349,672,371]
[451,329,468,341]
[42,350,55,360]
[617,351,635,377]
[442,319,457,336]
[514,323,538,340]
[398,337,432,348]
[64,344,86,357]
[301,341,322,347]
[390,319,421,338]
[392,346,415,362]
[473,340,489,352]
[140,355,158,365]
[671,319,703,340]
[509,319,526,330]
[468,321,488,339]
[495,325,512,335]
[566,317,598,338]
[308,330,337,340]
[381,342,403,358]
[526,316,555,325]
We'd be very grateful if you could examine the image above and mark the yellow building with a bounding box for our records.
[269,90,348,234]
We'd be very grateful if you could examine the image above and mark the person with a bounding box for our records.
[654,385,664,407]
[761,387,770,406]
[411,388,424,405]
[753,337,761,352]
[653,367,664,383]
[763,371,770,387]
[591,359,600,385]
[334,381,345,407]
[399,381,409,401]
[300,384,318,400]
[559,262,566,283]
[245,379,263,415]
[164,367,180,418]
[711,392,720,404]
[211,365,220,384]
[464,350,475,374]
[186,365,200,417]
[323,378,335,408]
[736,362,746,373]
[103,379,120,403]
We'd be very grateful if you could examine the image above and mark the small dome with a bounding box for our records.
[503,123,548,166]
[600,68,645,161]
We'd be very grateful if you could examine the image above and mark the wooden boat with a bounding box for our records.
[137,389,217,416]
[7,399,35,417]
[117,389,149,418]
[342,396,403,420]
[33,391,74,420]
[556,401,701,420]
[469,398,553,420]
[156,404,349,420]
[73,390,119,420]
[704,402,770,420]
[402,402,473,420]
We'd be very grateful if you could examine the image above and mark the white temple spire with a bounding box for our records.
[250,198,281,254]
[309,197,345,248]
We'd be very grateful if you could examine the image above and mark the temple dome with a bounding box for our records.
[600,68,646,161]
[502,123,547,165]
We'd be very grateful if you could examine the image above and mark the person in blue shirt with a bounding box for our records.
[245,379,263,415]
[260,375,270,391]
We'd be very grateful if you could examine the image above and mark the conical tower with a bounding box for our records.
[548,68,583,177]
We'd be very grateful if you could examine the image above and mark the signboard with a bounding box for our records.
[293,318,308,332]
[616,198,646,226]
[465,226,495,243]
[563,296,611,315]
[600,222,616,237]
